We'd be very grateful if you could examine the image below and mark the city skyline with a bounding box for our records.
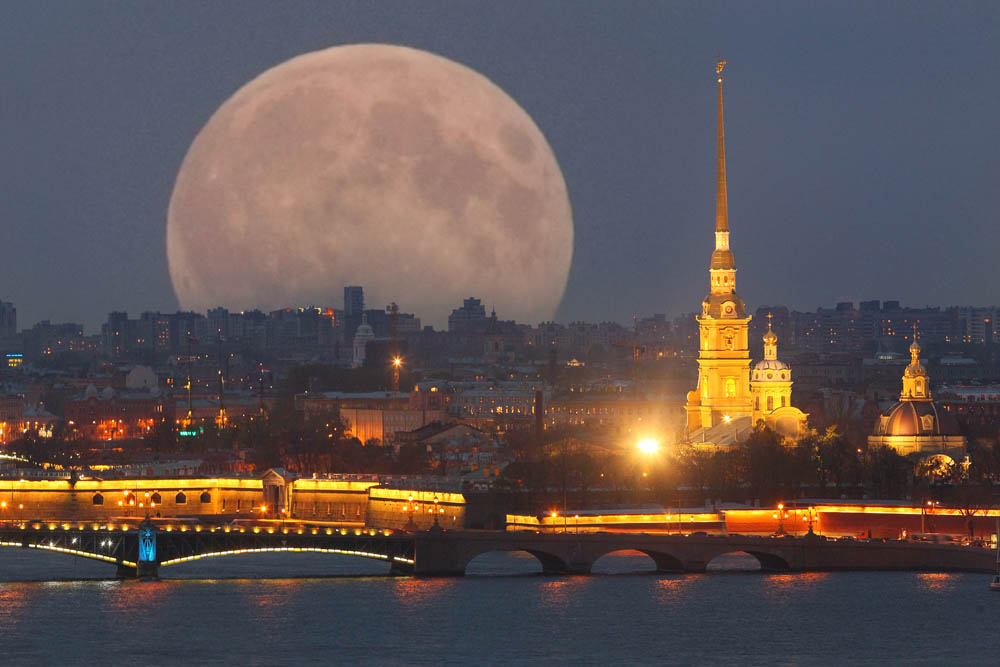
[3,3,998,332]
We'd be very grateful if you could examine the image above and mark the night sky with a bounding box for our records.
[2,2,998,332]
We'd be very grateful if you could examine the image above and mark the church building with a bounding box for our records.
[684,62,807,445]
[868,331,966,462]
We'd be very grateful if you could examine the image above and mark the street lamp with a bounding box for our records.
[774,502,787,535]
[802,506,817,534]
[921,500,937,534]
[403,494,418,531]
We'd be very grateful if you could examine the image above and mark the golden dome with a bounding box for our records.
[874,400,959,437]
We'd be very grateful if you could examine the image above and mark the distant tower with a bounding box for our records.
[352,313,375,368]
[685,61,754,433]
[484,309,504,363]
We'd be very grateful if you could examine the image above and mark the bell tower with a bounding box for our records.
[901,325,931,401]
[685,61,754,433]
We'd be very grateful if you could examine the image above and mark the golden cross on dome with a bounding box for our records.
[716,60,727,75]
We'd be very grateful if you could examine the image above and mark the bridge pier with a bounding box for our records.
[412,533,466,576]
[682,560,707,573]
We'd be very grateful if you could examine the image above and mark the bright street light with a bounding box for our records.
[636,438,659,455]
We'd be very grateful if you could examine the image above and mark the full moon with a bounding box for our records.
[167,44,573,328]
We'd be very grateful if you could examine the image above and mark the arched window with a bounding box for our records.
[766,396,774,411]
[92,493,104,505]
[781,396,787,407]
[200,492,211,504]
[175,492,187,504]
[724,378,736,398]
[150,493,161,504]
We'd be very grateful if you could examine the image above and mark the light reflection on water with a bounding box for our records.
[915,572,960,592]
[1,548,999,665]
[390,576,456,608]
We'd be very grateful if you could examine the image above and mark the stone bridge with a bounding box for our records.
[412,529,997,576]
[0,521,994,578]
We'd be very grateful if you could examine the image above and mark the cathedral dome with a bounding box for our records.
[874,400,960,437]
[753,359,789,373]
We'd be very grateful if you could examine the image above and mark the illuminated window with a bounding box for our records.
[725,378,736,398]
[175,492,187,504]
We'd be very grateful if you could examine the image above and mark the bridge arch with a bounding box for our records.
[157,546,412,570]
[591,549,683,574]
[463,548,568,575]
[0,540,136,569]
[705,550,789,572]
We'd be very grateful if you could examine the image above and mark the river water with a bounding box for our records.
[1,548,997,665]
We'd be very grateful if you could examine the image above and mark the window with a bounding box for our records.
[175,492,187,504]
[724,378,736,398]
[781,396,787,407]
[92,493,104,505]
[766,396,774,411]
[200,492,211,504]
[151,493,161,504]
[755,397,760,410]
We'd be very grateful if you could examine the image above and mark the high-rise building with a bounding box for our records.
[448,298,488,334]
[685,62,754,433]
[344,286,364,317]
[0,300,16,339]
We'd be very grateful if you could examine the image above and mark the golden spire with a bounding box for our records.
[909,323,921,362]
[715,60,728,233]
